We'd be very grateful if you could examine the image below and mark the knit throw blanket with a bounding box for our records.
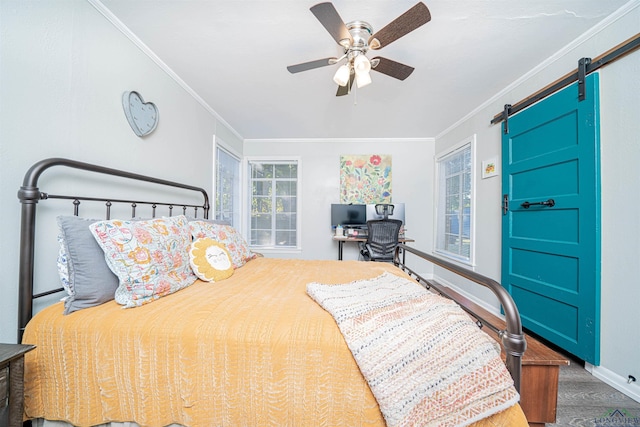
[306,272,519,427]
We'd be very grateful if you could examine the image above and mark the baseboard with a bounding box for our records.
[587,362,640,404]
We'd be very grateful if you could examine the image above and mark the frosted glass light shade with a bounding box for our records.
[356,71,372,88]
[354,54,371,74]
[333,65,351,86]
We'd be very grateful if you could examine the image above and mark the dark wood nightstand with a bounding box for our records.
[1,344,35,427]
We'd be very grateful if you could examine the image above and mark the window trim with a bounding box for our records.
[433,135,476,266]
[213,137,242,231]
[244,156,302,253]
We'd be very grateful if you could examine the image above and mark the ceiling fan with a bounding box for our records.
[287,2,431,96]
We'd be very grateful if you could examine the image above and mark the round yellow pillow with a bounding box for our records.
[189,238,234,282]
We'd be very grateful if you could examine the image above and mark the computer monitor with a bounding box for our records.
[331,204,367,227]
[366,203,405,225]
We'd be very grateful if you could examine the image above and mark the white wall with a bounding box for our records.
[597,38,640,401]
[434,3,640,401]
[0,1,242,343]
[243,139,435,266]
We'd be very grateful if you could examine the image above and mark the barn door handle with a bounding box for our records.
[502,194,509,215]
[521,199,555,209]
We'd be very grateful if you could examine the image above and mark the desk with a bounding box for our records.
[333,235,415,261]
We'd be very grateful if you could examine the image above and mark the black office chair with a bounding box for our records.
[360,219,403,262]
[375,203,394,219]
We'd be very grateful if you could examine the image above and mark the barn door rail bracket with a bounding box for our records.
[491,32,640,126]
[502,104,512,134]
[578,57,592,101]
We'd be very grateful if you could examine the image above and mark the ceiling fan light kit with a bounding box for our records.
[333,64,351,86]
[356,70,372,88]
[354,54,371,74]
[353,53,372,88]
[287,2,431,96]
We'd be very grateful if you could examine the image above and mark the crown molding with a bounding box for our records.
[436,0,640,140]
[88,0,244,142]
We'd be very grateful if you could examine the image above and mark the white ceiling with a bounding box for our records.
[98,0,629,140]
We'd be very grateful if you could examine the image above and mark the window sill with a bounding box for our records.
[250,247,302,255]
[432,250,476,269]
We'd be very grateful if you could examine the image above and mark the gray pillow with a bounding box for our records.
[56,216,119,314]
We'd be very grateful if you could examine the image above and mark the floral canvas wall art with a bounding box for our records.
[340,154,392,204]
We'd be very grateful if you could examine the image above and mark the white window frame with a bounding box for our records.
[434,135,476,266]
[213,137,242,231]
[244,156,302,252]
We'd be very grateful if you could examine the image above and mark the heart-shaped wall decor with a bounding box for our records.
[122,91,159,137]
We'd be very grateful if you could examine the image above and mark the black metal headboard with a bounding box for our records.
[17,158,210,341]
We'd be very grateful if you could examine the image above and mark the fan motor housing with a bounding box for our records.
[345,21,373,53]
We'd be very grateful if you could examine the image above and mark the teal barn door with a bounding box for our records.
[501,73,601,365]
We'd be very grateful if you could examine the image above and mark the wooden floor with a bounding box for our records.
[551,354,640,426]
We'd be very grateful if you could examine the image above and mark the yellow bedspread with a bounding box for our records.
[23,258,527,427]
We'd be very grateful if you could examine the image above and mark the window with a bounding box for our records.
[214,145,240,228]
[248,159,299,249]
[435,137,475,264]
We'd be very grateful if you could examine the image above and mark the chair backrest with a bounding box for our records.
[374,203,395,219]
[365,219,403,261]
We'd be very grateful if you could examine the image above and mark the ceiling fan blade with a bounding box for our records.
[310,2,353,48]
[287,57,338,74]
[336,72,355,96]
[371,57,415,81]
[368,2,431,50]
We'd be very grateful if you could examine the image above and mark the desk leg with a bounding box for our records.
[338,240,343,260]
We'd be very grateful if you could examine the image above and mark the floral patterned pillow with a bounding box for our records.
[56,233,71,296]
[90,215,197,308]
[189,221,256,268]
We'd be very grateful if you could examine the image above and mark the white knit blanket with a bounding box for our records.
[307,272,519,427]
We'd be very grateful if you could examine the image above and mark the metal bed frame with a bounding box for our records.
[17,158,210,343]
[16,157,525,393]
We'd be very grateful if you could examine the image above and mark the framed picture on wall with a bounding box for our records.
[482,157,499,179]
[340,154,392,203]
